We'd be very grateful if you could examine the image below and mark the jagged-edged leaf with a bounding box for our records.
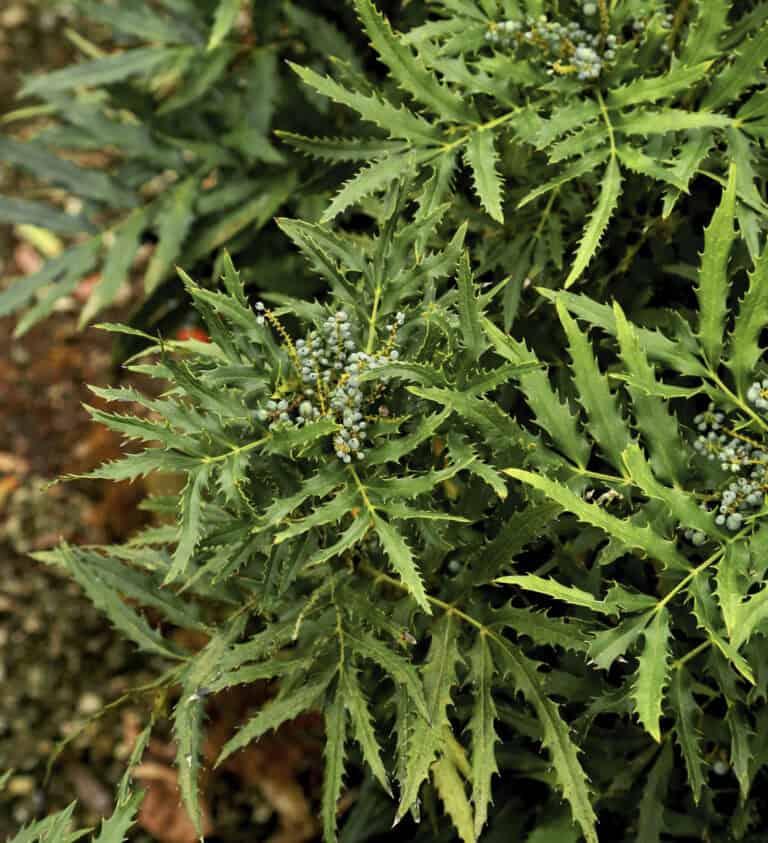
[564,156,622,288]
[617,145,690,192]
[367,409,451,466]
[731,580,768,650]
[288,62,439,142]
[278,132,407,162]
[727,704,755,800]
[144,178,197,294]
[482,319,590,467]
[496,574,614,615]
[342,667,390,794]
[457,251,485,360]
[346,629,429,719]
[669,668,706,803]
[540,289,707,376]
[632,608,671,742]
[397,613,461,812]
[716,541,749,640]
[446,432,507,500]
[504,469,689,570]
[464,131,504,222]
[373,513,429,610]
[218,668,334,763]
[166,465,211,584]
[609,62,712,106]
[273,486,358,543]
[689,575,755,685]
[696,163,737,365]
[432,754,476,843]
[321,152,429,222]
[50,546,182,660]
[323,689,348,843]
[557,300,630,472]
[468,634,498,837]
[353,0,474,123]
[491,605,593,654]
[305,517,371,569]
[21,47,176,96]
[622,444,716,537]
[616,109,732,135]
[589,612,650,671]
[680,0,729,62]
[636,742,673,843]
[613,303,686,483]
[661,130,715,217]
[728,242,768,395]
[704,25,768,109]
[92,790,143,843]
[517,149,608,209]
[495,641,598,843]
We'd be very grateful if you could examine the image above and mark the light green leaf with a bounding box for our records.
[727,704,755,800]
[609,63,712,107]
[728,242,768,395]
[557,300,630,472]
[166,466,211,584]
[323,689,348,843]
[703,24,768,109]
[632,608,671,742]
[504,469,689,570]
[342,667,391,794]
[321,152,429,222]
[589,613,650,671]
[565,156,622,288]
[482,319,590,467]
[468,634,498,837]
[345,630,429,720]
[92,792,143,843]
[613,302,686,483]
[496,574,614,615]
[218,669,334,764]
[209,0,243,50]
[669,668,706,804]
[457,251,485,360]
[495,642,597,843]
[464,131,504,222]
[432,755,476,843]
[373,514,430,611]
[53,546,182,660]
[353,0,474,123]
[622,444,716,537]
[397,614,461,814]
[288,62,439,143]
[696,163,737,365]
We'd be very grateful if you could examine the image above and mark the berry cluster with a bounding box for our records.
[485,14,619,80]
[684,393,768,543]
[254,305,404,463]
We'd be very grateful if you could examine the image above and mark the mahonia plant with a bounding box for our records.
[12,1,768,842]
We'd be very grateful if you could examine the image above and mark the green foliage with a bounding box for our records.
[12,1,768,841]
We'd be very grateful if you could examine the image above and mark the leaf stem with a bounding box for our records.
[596,90,616,157]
